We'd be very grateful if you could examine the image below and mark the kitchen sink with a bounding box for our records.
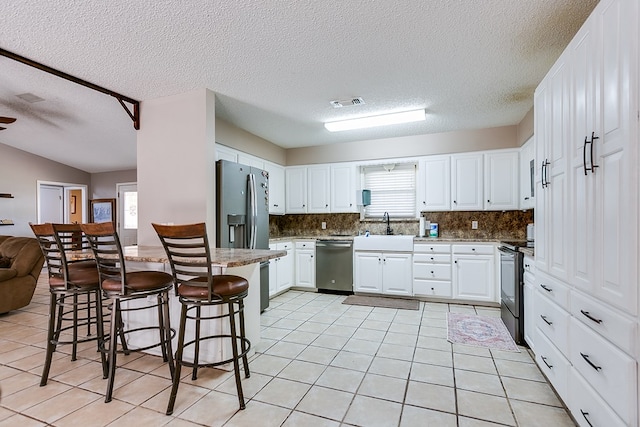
[353,235,414,252]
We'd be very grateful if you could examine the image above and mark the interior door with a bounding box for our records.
[39,185,63,223]
[117,183,138,246]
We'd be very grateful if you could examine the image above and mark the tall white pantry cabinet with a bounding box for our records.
[533,1,638,426]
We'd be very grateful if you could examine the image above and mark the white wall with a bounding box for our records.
[136,88,217,246]
[0,142,90,237]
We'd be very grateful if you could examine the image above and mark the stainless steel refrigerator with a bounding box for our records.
[216,160,270,312]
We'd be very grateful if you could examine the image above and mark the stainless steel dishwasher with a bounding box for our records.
[316,239,354,293]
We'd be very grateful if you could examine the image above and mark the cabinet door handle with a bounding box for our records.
[580,410,594,427]
[589,132,599,174]
[580,310,603,324]
[541,160,546,188]
[541,356,553,369]
[540,315,552,326]
[582,135,589,175]
[540,284,552,292]
[453,200,457,204]
[580,409,593,427]
[524,197,529,200]
[580,352,602,371]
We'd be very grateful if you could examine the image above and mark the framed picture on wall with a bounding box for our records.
[90,198,116,225]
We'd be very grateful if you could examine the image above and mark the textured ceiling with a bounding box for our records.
[0,0,598,173]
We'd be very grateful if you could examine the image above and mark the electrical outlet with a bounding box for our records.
[471,220,478,230]
[321,222,327,229]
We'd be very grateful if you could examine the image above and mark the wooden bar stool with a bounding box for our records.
[152,222,251,415]
[30,223,107,386]
[81,222,175,403]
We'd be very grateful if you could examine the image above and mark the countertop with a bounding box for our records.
[270,235,509,244]
[71,246,286,268]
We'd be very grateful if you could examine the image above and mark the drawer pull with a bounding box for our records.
[580,410,594,427]
[580,310,603,324]
[580,352,602,371]
[540,315,552,326]
[540,284,552,292]
[541,356,553,369]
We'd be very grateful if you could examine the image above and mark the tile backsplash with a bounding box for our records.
[270,210,533,240]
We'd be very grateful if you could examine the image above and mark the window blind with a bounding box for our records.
[363,163,416,218]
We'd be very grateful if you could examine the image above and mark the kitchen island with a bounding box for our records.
[96,245,286,365]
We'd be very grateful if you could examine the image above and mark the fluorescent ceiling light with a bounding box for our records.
[324,109,426,132]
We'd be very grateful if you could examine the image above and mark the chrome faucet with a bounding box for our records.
[383,212,393,235]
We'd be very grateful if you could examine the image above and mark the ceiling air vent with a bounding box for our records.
[330,97,365,108]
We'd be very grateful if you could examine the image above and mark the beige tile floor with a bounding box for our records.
[0,274,576,426]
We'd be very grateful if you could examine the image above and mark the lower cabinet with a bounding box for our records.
[294,240,315,288]
[413,243,452,298]
[452,244,496,303]
[354,251,412,296]
[268,241,293,296]
[523,255,536,350]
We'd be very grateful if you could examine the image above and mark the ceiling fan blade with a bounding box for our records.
[0,126,6,130]
[0,117,17,124]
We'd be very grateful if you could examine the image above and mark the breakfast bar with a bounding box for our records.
[95,245,285,365]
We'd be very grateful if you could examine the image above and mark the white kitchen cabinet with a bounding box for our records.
[294,241,315,289]
[330,163,358,213]
[265,162,285,215]
[268,241,293,296]
[354,251,412,296]
[216,144,238,162]
[381,253,412,296]
[568,0,638,316]
[451,153,483,211]
[519,138,535,210]
[285,167,307,213]
[531,1,639,425]
[452,244,496,303]
[535,56,570,282]
[307,165,331,213]
[413,243,452,298]
[354,252,383,293]
[484,150,519,210]
[523,256,536,350]
[237,152,264,170]
[417,156,451,212]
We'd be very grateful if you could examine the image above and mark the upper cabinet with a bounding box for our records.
[484,150,519,210]
[417,156,451,212]
[330,163,358,213]
[285,166,308,213]
[451,153,484,211]
[519,138,535,210]
[307,165,331,213]
[216,145,238,162]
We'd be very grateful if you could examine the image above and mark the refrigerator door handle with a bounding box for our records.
[248,173,258,249]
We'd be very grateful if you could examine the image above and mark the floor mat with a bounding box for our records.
[342,295,419,310]
[447,312,519,352]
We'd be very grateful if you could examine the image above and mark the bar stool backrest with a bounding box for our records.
[152,222,214,301]
[81,222,128,295]
[30,223,63,285]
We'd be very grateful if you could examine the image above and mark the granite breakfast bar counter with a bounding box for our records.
[111,245,286,365]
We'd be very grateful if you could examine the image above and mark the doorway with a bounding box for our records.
[37,181,88,224]
[117,182,137,246]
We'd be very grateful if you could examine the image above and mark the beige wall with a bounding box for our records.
[91,169,137,199]
[0,142,90,237]
[215,118,286,165]
[516,107,534,146]
[286,125,519,165]
[137,88,217,245]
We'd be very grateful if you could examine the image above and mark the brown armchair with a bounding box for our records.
[0,235,45,314]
